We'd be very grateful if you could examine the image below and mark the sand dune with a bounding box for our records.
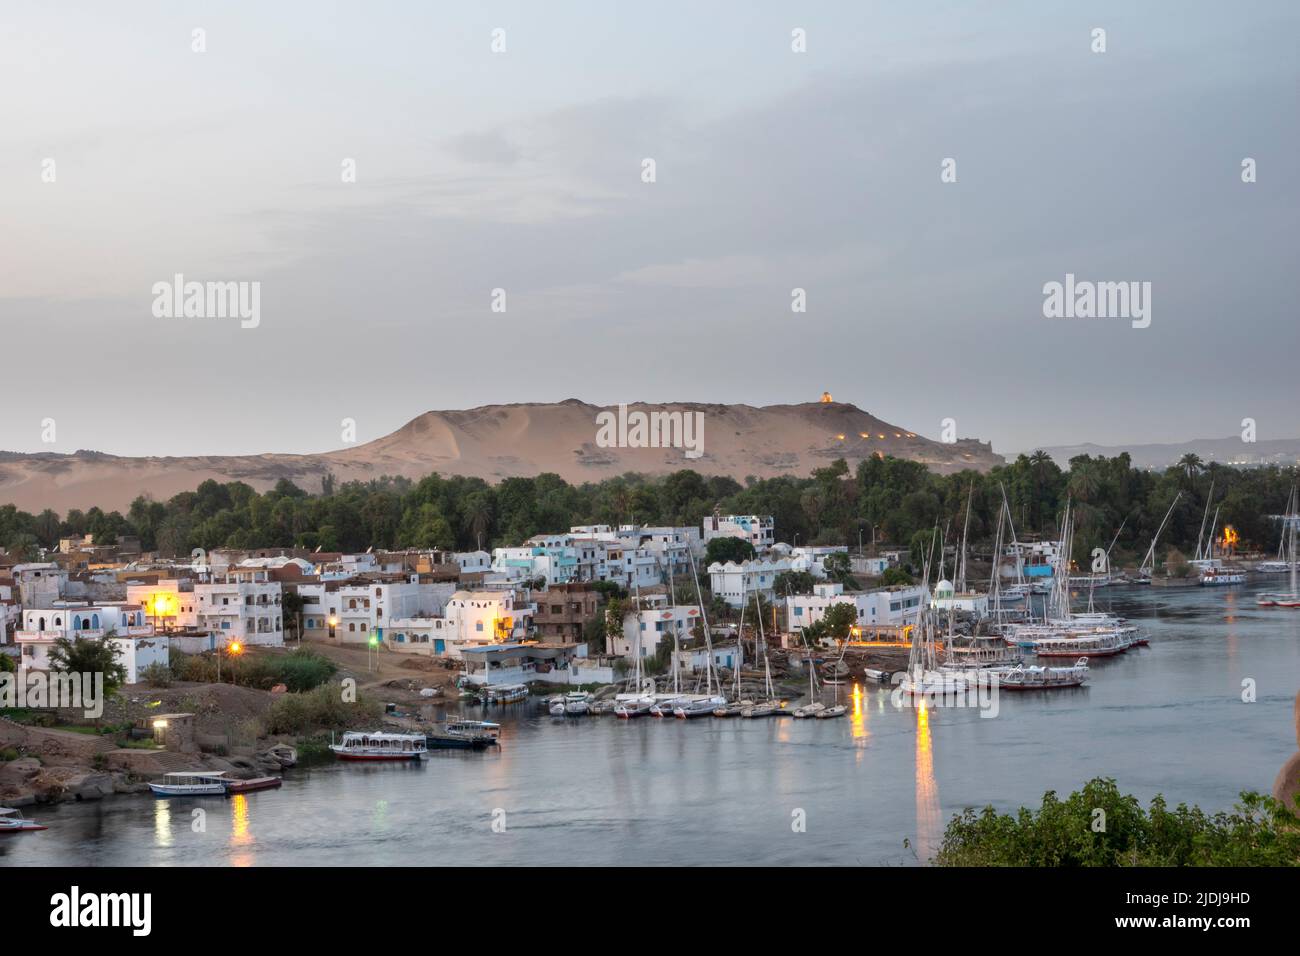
[0,400,1003,513]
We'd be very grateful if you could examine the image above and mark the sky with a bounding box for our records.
[1,0,1297,460]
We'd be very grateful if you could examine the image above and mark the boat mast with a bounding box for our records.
[686,545,716,696]
[1194,479,1216,561]
[1141,492,1182,575]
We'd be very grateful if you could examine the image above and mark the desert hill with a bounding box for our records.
[0,400,1003,513]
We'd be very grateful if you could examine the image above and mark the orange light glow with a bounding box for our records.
[820,392,833,403]
[227,641,244,656]
[1221,525,1239,552]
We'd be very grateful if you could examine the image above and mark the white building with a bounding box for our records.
[702,514,774,553]
[707,558,795,608]
[297,579,455,645]
[613,604,702,659]
[493,534,663,590]
[452,551,491,574]
[930,579,990,617]
[15,602,154,673]
[385,589,536,658]
[193,568,284,646]
[786,582,929,635]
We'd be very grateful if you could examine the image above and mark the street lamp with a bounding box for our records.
[328,614,338,640]
[367,631,378,672]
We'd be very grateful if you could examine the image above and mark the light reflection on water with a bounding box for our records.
[2,584,1296,867]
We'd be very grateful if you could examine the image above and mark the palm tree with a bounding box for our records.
[1177,453,1204,489]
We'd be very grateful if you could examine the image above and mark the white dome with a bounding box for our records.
[934,579,954,596]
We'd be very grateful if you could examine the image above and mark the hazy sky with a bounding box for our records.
[2,1,1296,460]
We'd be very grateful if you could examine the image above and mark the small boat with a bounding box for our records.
[547,696,567,717]
[266,744,297,768]
[564,692,590,715]
[792,701,825,719]
[427,725,497,749]
[447,719,501,740]
[815,704,847,719]
[614,697,655,718]
[329,731,427,761]
[712,700,751,717]
[0,807,47,833]
[673,696,726,718]
[149,771,230,796]
[740,701,778,718]
[649,697,685,718]
[224,776,282,794]
[480,684,528,705]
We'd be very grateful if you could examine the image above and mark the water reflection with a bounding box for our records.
[153,800,171,848]
[914,701,940,864]
[230,794,254,867]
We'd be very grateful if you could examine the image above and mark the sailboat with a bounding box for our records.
[615,576,657,717]
[741,657,781,717]
[672,547,727,718]
[1136,492,1181,583]
[1258,486,1300,608]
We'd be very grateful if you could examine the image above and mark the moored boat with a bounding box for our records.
[148,771,230,796]
[0,807,47,833]
[329,731,427,761]
[224,776,282,794]
[815,704,847,718]
[673,695,726,718]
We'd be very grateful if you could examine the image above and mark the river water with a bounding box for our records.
[4,583,1297,866]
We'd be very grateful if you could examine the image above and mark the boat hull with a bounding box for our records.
[149,784,227,796]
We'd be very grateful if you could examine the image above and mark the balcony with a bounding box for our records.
[16,630,61,642]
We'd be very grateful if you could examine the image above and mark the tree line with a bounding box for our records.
[0,452,1295,569]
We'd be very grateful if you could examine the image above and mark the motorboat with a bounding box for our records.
[329,731,427,761]
[0,807,47,833]
[148,771,230,796]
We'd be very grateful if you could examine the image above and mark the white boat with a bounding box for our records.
[1199,565,1245,586]
[547,696,567,717]
[792,701,826,718]
[446,719,500,739]
[148,771,230,796]
[981,657,1090,690]
[614,696,656,718]
[0,807,47,833]
[741,702,779,718]
[1257,489,1300,608]
[563,692,590,715]
[329,731,427,761]
[673,695,726,718]
[815,704,847,719]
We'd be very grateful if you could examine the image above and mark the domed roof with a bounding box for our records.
[934,579,954,596]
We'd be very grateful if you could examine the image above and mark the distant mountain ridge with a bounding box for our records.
[1028,437,1300,470]
[0,399,1004,513]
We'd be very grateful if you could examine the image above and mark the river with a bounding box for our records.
[3,582,1297,866]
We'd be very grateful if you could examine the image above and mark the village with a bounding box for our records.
[0,511,950,806]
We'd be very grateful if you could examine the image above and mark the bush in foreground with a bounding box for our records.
[934,777,1300,867]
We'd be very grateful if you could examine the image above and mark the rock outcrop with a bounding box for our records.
[1272,691,1300,817]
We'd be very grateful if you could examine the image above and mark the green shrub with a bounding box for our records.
[0,747,19,762]
[263,684,381,736]
[140,662,173,688]
[935,777,1300,867]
